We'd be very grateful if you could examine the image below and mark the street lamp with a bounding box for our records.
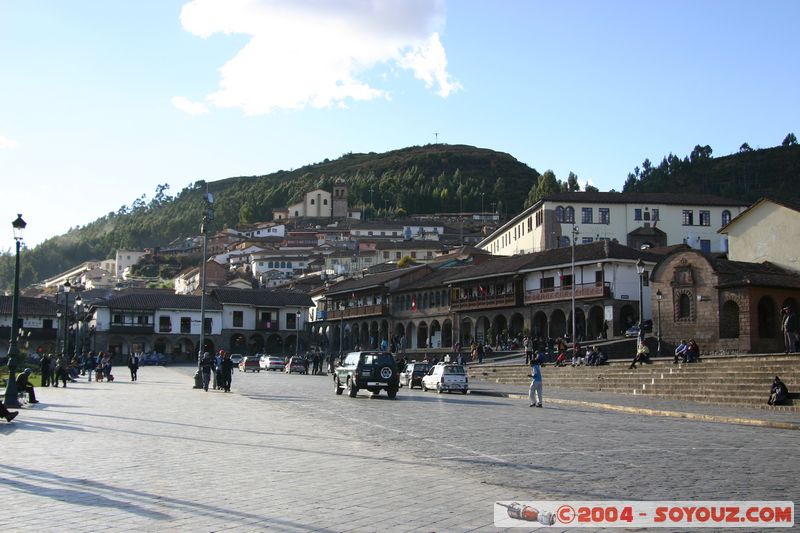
[636,258,645,347]
[56,310,63,353]
[3,214,26,408]
[570,225,578,356]
[61,280,71,356]
[296,310,302,355]
[194,190,214,389]
[74,295,83,359]
[656,289,663,356]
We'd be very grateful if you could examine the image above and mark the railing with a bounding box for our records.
[109,324,155,334]
[524,282,610,304]
[450,293,516,311]
[326,304,386,320]
[255,321,279,332]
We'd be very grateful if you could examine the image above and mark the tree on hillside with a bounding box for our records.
[690,144,713,162]
[783,133,797,146]
[564,171,581,192]
[739,143,753,153]
[525,170,560,206]
[585,184,599,192]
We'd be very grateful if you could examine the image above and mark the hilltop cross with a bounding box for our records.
[434,131,439,144]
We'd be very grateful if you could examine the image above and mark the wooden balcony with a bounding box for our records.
[109,324,155,334]
[450,293,517,311]
[524,282,610,304]
[255,321,279,332]
[326,304,386,320]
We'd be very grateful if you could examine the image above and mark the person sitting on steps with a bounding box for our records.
[629,342,650,369]
[768,376,789,406]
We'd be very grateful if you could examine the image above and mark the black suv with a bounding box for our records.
[334,351,399,399]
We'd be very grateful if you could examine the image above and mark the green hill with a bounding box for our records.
[0,144,541,289]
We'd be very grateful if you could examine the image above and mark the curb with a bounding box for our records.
[469,390,800,431]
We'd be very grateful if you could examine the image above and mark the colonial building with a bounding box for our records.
[0,296,60,359]
[479,192,749,256]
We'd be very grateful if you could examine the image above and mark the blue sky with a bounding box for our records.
[1,0,798,250]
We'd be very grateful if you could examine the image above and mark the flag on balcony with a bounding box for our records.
[411,295,417,311]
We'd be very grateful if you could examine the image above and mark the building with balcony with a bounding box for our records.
[478,192,749,256]
[0,296,60,360]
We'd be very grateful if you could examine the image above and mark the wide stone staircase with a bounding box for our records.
[468,354,800,411]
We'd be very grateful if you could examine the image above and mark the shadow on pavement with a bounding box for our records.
[0,464,337,531]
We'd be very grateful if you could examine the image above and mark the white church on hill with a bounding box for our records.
[273,178,362,221]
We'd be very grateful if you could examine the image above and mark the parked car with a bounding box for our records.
[399,362,430,389]
[421,364,468,394]
[230,354,244,366]
[259,355,285,371]
[285,356,308,374]
[333,351,399,399]
[239,356,261,372]
[156,353,171,366]
[625,319,654,338]
[140,353,160,366]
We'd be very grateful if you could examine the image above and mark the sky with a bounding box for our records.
[1,0,798,251]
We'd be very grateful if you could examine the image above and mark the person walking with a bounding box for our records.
[16,369,39,404]
[84,351,97,381]
[54,356,68,387]
[529,353,543,408]
[220,353,235,393]
[200,352,214,392]
[40,353,51,387]
[0,399,19,422]
[127,352,140,381]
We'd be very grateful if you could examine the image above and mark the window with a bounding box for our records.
[411,252,417,259]
[203,318,212,335]
[700,239,711,253]
[652,208,659,221]
[634,209,642,221]
[287,261,292,268]
[113,314,122,324]
[535,210,543,227]
[233,311,243,327]
[383,251,389,259]
[564,207,575,223]
[561,274,573,287]
[323,199,328,205]
[678,293,691,319]
[43,319,54,329]
[560,236,570,247]
[180,317,191,334]
[699,210,711,226]
[582,237,593,244]
[395,252,401,259]
[159,316,171,333]
[310,199,315,205]
[286,313,297,330]
[682,210,694,225]
[599,208,610,224]
[426,251,432,259]
[527,216,533,231]
[555,206,564,223]
[722,210,731,226]
[582,207,593,224]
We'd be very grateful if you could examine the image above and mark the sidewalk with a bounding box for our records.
[469,381,800,430]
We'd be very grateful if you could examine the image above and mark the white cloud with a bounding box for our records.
[0,135,19,150]
[179,0,460,115]
[172,96,210,115]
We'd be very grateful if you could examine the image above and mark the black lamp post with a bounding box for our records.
[193,191,214,389]
[636,258,645,347]
[73,294,83,360]
[3,214,26,408]
[61,280,71,356]
[296,310,302,355]
[656,289,663,356]
[56,310,63,353]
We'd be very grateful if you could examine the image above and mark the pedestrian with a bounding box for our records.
[16,368,39,404]
[49,355,58,388]
[127,352,139,381]
[601,320,609,339]
[100,352,113,381]
[55,356,68,387]
[768,376,789,406]
[220,353,234,392]
[85,351,97,381]
[529,353,543,408]
[478,342,485,364]
[200,352,214,391]
[213,351,223,389]
[524,336,532,364]
[0,399,19,422]
[781,306,798,353]
[40,353,51,387]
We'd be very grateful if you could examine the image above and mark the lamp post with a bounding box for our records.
[3,214,26,408]
[194,190,214,389]
[73,294,83,360]
[570,225,578,357]
[480,192,485,220]
[56,310,63,353]
[296,310,302,355]
[656,289,663,356]
[61,280,71,356]
[636,258,645,347]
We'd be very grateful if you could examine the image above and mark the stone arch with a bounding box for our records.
[568,308,586,341]
[442,319,453,348]
[175,337,194,360]
[476,315,491,343]
[266,333,283,353]
[417,321,429,348]
[430,320,441,348]
[153,337,171,355]
[492,314,508,340]
[380,320,389,347]
[533,311,547,339]
[509,313,525,338]
[460,317,473,345]
[369,321,380,348]
[201,338,215,355]
[285,334,299,354]
[757,295,778,338]
[249,333,265,354]
[229,333,247,354]
[720,300,740,339]
[394,322,406,339]
[550,309,567,338]
[407,321,417,349]
[588,305,605,340]
[619,304,636,333]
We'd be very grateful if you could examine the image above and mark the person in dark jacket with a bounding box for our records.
[127,353,139,381]
[200,352,214,391]
[768,376,789,406]
[16,368,39,403]
[40,353,51,387]
[54,356,68,387]
[220,353,235,392]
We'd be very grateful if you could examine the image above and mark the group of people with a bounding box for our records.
[200,350,234,392]
[673,339,700,364]
[37,351,116,386]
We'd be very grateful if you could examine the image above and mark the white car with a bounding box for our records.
[259,355,286,371]
[421,364,469,394]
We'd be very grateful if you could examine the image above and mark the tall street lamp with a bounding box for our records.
[193,191,214,389]
[656,289,663,356]
[570,225,579,357]
[61,280,71,356]
[56,309,63,353]
[295,310,302,355]
[636,258,645,347]
[74,294,83,359]
[3,214,26,408]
